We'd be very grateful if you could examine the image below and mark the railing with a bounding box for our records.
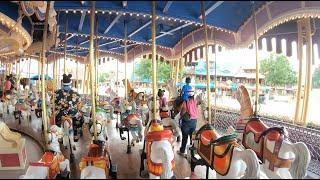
[211,109,320,176]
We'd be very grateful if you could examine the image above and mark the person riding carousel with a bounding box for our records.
[158,89,169,119]
[55,74,82,140]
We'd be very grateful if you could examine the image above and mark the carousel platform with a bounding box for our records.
[0,109,318,179]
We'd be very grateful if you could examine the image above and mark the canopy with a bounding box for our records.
[30,75,53,81]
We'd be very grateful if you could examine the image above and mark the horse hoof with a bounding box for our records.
[64,146,68,149]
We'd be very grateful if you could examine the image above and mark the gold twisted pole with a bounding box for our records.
[151,1,157,120]
[201,1,211,124]
[89,1,97,140]
[252,2,260,116]
[41,1,51,145]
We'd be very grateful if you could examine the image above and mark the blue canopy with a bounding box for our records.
[30,75,53,81]
[0,1,266,57]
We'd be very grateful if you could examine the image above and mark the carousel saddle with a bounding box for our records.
[245,118,282,143]
[79,144,108,172]
[30,151,64,178]
[198,130,237,176]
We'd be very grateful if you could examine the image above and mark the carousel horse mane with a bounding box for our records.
[88,144,100,157]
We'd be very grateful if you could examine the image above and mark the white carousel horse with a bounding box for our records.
[120,105,143,146]
[145,97,181,143]
[190,124,261,179]
[227,85,311,179]
[61,116,76,150]
[144,121,175,179]
[19,125,70,179]
[89,110,108,143]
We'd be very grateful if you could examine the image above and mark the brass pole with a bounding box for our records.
[95,18,99,100]
[151,1,157,120]
[76,60,79,91]
[89,1,97,140]
[295,20,304,124]
[179,31,184,89]
[201,1,211,124]
[116,59,119,96]
[28,57,31,79]
[83,64,87,94]
[124,21,128,100]
[252,2,260,116]
[41,1,51,145]
[175,59,180,87]
[76,37,79,91]
[64,18,68,74]
[302,18,312,126]
[38,59,41,92]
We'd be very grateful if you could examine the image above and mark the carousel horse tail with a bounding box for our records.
[160,145,174,179]
[238,149,260,179]
[289,142,311,179]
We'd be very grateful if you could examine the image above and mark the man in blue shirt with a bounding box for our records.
[181,77,192,102]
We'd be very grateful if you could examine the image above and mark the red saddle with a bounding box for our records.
[245,118,281,142]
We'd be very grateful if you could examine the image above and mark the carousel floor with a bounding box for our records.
[1,109,318,179]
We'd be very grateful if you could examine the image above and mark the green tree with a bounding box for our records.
[313,65,320,88]
[260,53,297,86]
[98,72,110,83]
[134,58,172,82]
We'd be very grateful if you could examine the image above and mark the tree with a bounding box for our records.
[313,65,320,88]
[134,58,172,82]
[260,53,297,87]
[98,72,110,83]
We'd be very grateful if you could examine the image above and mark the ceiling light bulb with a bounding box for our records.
[130,13,132,16]
[109,11,112,14]
[102,11,105,14]
[66,10,69,13]
[73,10,76,13]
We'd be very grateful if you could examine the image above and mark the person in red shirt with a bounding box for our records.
[3,76,12,95]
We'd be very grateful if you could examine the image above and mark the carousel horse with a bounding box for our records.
[123,79,148,105]
[145,98,181,143]
[79,143,117,179]
[1,93,16,116]
[19,125,70,179]
[14,92,32,124]
[89,108,108,143]
[111,97,121,128]
[227,85,311,179]
[119,105,143,153]
[146,95,182,137]
[61,116,76,162]
[190,124,260,179]
[140,120,175,179]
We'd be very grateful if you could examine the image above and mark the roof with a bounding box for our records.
[0,1,266,59]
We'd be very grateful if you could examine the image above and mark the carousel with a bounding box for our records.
[0,1,319,179]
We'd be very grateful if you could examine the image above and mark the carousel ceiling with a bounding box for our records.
[4,1,320,63]
[0,1,266,59]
